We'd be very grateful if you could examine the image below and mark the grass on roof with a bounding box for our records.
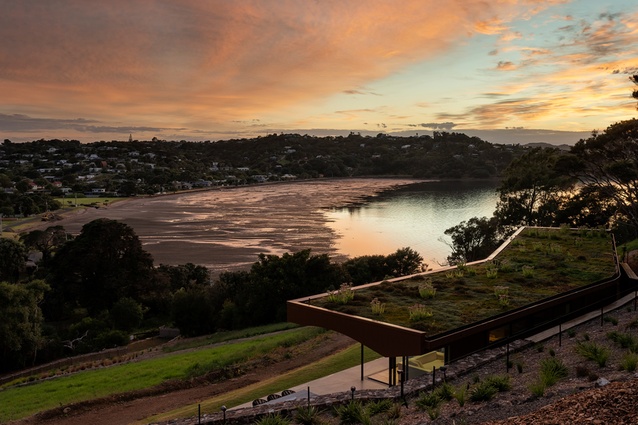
[312,228,616,335]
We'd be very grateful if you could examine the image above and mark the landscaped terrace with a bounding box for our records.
[311,227,616,336]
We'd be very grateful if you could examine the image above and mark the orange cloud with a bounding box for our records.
[0,0,558,133]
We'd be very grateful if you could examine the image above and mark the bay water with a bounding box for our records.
[324,180,500,267]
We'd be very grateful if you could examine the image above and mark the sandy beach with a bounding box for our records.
[40,178,422,276]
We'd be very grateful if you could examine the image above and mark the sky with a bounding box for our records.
[1,0,637,145]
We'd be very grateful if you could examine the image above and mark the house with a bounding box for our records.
[287,227,631,386]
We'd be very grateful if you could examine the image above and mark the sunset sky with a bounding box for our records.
[1,0,637,145]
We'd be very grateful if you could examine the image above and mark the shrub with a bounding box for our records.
[539,357,568,386]
[255,414,291,425]
[454,385,467,407]
[620,352,638,372]
[415,392,441,410]
[528,380,546,397]
[469,381,498,402]
[433,382,455,401]
[607,331,638,351]
[370,298,386,315]
[484,374,511,392]
[366,399,393,416]
[516,362,524,373]
[426,405,440,421]
[626,318,638,330]
[336,401,369,425]
[521,265,534,278]
[575,341,610,367]
[603,315,619,326]
[408,304,433,321]
[327,283,355,304]
[386,403,402,419]
[110,297,143,331]
[295,407,322,425]
[575,365,590,378]
[418,280,436,299]
[485,267,498,279]
[567,329,576,338]
[494,286,510,307]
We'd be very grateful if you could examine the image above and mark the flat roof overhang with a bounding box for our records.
[287,269,624,359]
[287,298,426,357]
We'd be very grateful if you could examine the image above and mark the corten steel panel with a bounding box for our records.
[287,300,426,357]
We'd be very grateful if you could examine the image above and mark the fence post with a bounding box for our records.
[559,323,562,347]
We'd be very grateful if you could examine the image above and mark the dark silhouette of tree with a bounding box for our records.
[0,238,27,283]
[570,119,638,235]
[631,75,638,108]
[385,247,425,276]
[495,147,575,227]
[48,218,155,316]
[19,226,67,267]
[444,217,504,264]
[0,280,49,372]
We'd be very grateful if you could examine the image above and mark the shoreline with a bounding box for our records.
[24,178,426,275]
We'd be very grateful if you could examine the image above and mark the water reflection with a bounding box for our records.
[324,180,499,267]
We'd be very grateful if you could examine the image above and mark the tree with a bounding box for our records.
[246,250,345,324]
[343,255,388,285]
[444,217,504,264]
[19,226,67,266]
[48,218,155,316]
[570,119,638,234]
[495,147,575,227]
[0,280,49,372]
[110,297,143,332]
[385,247,424,277]
[631,75,638,108]
[0,238,27,283]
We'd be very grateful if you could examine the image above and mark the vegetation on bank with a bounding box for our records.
[313,228,615,334]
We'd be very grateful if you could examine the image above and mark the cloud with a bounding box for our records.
[497,61,517,70]
[417,122,458,131]
[0,113,172,134]
[0,0,558,129]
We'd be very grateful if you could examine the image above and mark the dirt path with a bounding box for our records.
[13,332,356,425]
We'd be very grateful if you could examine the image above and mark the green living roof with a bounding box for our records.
[311,227,617,335]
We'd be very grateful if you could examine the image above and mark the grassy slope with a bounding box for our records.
[142,343,381,424]
[0,327,326,422]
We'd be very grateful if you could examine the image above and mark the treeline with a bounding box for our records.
[0,218,423,373]
[444,118,638,265]
[0,132,525,209]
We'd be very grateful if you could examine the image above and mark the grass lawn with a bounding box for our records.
[313,228,616,335]
[0,327,325,423]
[54,196,124,207]
[141,343,381,424]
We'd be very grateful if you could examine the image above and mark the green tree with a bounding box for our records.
[171,287,216,336]
[48,218,155,316]
[570,119,638,234]
[385,247,424,277]
[246,250,345,324]
[0,237,27,283]
[19,225,67,266]
[0,280,49,372]
[444,217,504,264]
[110,297,143,332]
[343,255,388,285]
[495,147,575,227]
